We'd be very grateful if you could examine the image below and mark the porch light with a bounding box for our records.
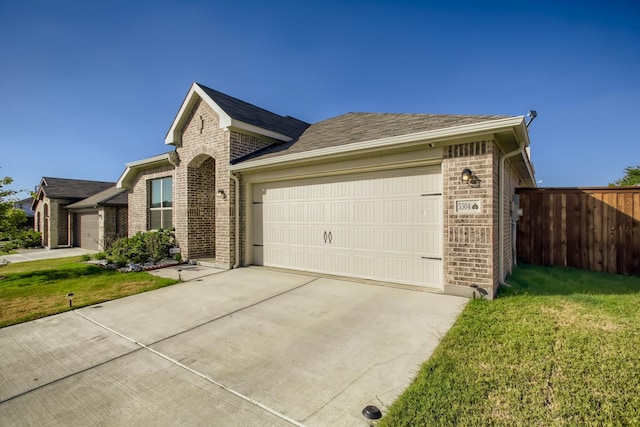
[216,189,225,198]
[461,168,473,183]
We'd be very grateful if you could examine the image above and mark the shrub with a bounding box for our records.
[93,252,107,260]
[106,229,178,265]
[13,230,41,248]
[1,241,17,252]
[144,228,176,263]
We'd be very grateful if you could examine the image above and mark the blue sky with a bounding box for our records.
[1,0,639,199]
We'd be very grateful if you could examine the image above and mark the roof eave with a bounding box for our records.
[117,153,173,189]
[230,116,527,172]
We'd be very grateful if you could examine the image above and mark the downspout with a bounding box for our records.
[229,171,240,269]
[499,141,525,287]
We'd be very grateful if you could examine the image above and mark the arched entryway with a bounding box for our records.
[186,155,216,259]
[43,204,49,248]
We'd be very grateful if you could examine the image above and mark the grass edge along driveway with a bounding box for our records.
[0,256,178,328]
[380,264,640,427]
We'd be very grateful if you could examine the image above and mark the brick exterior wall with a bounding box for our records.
[128,165,176,235]
[442,141,496,298]
[100,206,128,250]
[230,131,273,161]
[32,197,70,248]
[127,98,274,267]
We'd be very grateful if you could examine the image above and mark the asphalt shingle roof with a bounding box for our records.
[233,112,511,163]
[39,177,116,200]
[66,186,128,209]
[197,83,310,140]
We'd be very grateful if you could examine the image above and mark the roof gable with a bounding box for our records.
[165,83,309,146]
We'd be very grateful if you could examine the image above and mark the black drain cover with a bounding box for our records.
[362,405,382,420]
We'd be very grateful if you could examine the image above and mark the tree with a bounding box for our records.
[0,176,18,226]
[0,176,27,239]
[609,165,640,187]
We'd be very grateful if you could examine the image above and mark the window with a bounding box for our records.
[149,177,172,229]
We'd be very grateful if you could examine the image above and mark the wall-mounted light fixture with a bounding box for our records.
[461,168,473,183]
[526,110,537,128]
[216,189,226,198]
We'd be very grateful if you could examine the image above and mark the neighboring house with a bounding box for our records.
[32,177,128,251]
[14,197,35,228]
[117,82,536,299]
[66,186,128,251]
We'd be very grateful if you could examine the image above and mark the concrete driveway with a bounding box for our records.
[0,267,467,426]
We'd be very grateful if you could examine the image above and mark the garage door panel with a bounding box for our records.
[354,201,376,222]
[287,226,325,247]
[264,244,327,272]
[253,166,443,289]
[414,228,442,256]
[290,203,325,223]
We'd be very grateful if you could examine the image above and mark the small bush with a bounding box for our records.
[106,229,178,265]
[1,241,17,252]
[12,229,42,248]
[80,254,91,261]
[93,252,107,260]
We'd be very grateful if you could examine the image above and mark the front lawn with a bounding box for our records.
[0,256,178,328]
[381,264,640,426]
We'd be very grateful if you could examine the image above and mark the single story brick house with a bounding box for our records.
[32,177,128,251]
[117,82,536,299]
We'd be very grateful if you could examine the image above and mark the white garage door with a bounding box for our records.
[252,165,442,288]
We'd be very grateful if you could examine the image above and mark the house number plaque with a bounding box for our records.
[455,199,482,214]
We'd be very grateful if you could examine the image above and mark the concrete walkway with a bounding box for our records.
[0,247,95,264]
[0,266,468,426]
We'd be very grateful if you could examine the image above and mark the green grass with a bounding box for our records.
[0,256,178,328]
[380,264,640,426]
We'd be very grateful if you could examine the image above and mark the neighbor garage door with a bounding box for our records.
[74,212,99,251]
[252,165,442,288]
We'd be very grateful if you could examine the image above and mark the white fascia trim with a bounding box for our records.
[116,153,171,189]
[125,153,171,168]
[230,116,526,171]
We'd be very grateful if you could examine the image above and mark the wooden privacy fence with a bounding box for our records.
[516,187,640,276]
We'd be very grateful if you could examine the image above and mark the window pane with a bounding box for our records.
[150,180,161,208]
[162,178,172,207]
[162,208,173,229]
[150,210,161,230]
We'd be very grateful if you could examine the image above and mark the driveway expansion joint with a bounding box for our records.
[144,276,321,348]
[74,294,313,427]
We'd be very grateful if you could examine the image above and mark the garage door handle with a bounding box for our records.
[328,231,332,244]
[324,231,328,243]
